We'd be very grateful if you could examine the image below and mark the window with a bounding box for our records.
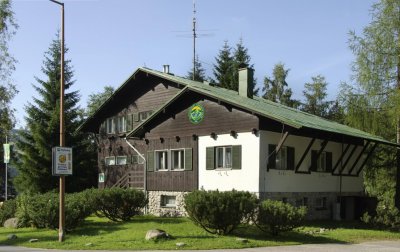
[105,156,115,166]
[106,118,115,134]
[216,146,232,169]
[118,116,126,133]
[315,197,327,209]
[156,150,168,171]
[171,149,185,170]
[161,195,176,208]
[139,111,153,122]
[132,154,145,165]
[268,145,295,170]
[311,151,332,172]
[116,156,127,165]
[296,197,308,207]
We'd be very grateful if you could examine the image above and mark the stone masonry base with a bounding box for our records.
[147,191,188,217]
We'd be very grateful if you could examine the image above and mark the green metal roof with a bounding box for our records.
[126,67,396,146]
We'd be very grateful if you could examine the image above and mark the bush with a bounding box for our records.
[0,199,17,225]
[184,190,258,235]
[253,199,307,236]
[361,204,400,230]
[96,188,147,221]
[16,189,97,229]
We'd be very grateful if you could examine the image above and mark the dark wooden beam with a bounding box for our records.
[339,145,358,175]
[347,140,371,175]
[356,142,378,176]
[332,144,351,174]
[276,131,290,154]
[295,137,316,173]
[308,139,328,172]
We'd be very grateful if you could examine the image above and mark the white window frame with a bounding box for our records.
[276,146,287,170]
[317,152,327,172]
[107,118,115,134]
[155,150,169,171]
[215,146,232,169]
[118,116,126,133]
[116,156,128,165]
[105,156,116,166]
[161,195,176,208]
[171,149,185,170]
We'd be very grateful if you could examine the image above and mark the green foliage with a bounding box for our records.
[184,190,258,235]
[96,188,147,222]
[187,55,207,82]
[15,190,96,229]
[0,199,17,225]
[253,199,307,236]
[263,63,299,108]
[0,0,18,140]
[361,204,400,230]
[86,86,114,117]
[14,35,97,193]
[301,75,332,118]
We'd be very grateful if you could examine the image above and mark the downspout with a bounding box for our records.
[125,137,147,214]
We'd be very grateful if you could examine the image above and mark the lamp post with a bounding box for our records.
[49,0,65,242]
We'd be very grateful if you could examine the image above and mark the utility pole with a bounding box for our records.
[49,0,65,242]
[4,135,8,201]
[192,0,196,80]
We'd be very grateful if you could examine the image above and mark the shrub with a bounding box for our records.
[184,190,258,235]
[16,189,97,229]
[96,188,147,221]
[253,199,307,236]
[361,204,400,230]
[0,199,17,225]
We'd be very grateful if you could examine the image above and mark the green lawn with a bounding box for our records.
[0,216,399,250]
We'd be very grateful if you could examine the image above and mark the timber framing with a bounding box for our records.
[307,139,328,172]
[347,140,371,175]
[339,145,358,175]
[332,144,351,174]
[295,137,316,174]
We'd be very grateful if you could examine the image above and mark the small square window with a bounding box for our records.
[107,118,115,134]
[315,197,327,209]
[118,116,126,133]
[161,195,176,208]
[156,151,168,171]
[216,146,232,169]
[276,147,287,170]
[116,156,127,165]
[105,156,115,166]
[317,152,326,172]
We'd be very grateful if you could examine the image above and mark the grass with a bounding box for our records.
[0,216,399,250]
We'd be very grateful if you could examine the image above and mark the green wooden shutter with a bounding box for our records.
[326,152,333,172]
[126,114,132,131]
[232,145,242,170]
[311,150,318,171]
[184,148,193,171]
[206,147,215,170]
[133,113,139,122]
[147,151,154,172]
[268,144,276,169]
[287,147,295,170]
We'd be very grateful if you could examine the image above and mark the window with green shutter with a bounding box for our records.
[147,151,154,172]
[268,145,295,170]
[206,147,215,170]
[133,113,139,122]
[184,148,193,171]
[126,114,133,132]
[232,145,242,170]
[267,144,276,170]
[311,150,332,172]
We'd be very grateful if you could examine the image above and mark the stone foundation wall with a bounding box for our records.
[147,191,188,217]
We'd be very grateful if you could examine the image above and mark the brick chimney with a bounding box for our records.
[238,67,254,99]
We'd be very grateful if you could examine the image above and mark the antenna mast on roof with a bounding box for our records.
[192,0,196,80]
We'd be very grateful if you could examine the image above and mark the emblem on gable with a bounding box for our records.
[188,103,205,124]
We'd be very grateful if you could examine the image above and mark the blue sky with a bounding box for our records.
[10,0,375,127]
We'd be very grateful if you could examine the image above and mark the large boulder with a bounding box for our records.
[3,218,18,228]
[145,229,170,240]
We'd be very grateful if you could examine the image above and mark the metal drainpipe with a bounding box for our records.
[125,138,147,214]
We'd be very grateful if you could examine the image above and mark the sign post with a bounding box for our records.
[52,147,73,176]
[3,136,10,201]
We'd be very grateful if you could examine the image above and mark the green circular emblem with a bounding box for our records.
[188,103,205,124]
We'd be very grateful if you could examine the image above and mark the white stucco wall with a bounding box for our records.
[198,132,260,192]
[259,130,364,193]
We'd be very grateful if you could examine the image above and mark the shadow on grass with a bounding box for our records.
[129,216,187,224]
[71,220,125,236]
[232,225,348,245]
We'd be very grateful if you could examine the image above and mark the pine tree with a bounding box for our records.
[263,63,299,108]
[14,35,97,193]
[213,41,234,89]
[86,86,114,117]
[301,75,331,118]
[186,55,207,82]
[232,38,258,95]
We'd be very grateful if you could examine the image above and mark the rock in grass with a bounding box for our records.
[4,218,19,228]
[176,242,186,247]
[29,238,39,243]
[236,238,249,243]
[7,234,17,240]
[145,229,170,240]
[85,243,93,246]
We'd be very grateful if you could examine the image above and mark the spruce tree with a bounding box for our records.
[213,41,234,89]
[263,63,299,108]
[86,86,114,117]
[14,35,97,193]
[186,55,207,82]
[301,75,331,118]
